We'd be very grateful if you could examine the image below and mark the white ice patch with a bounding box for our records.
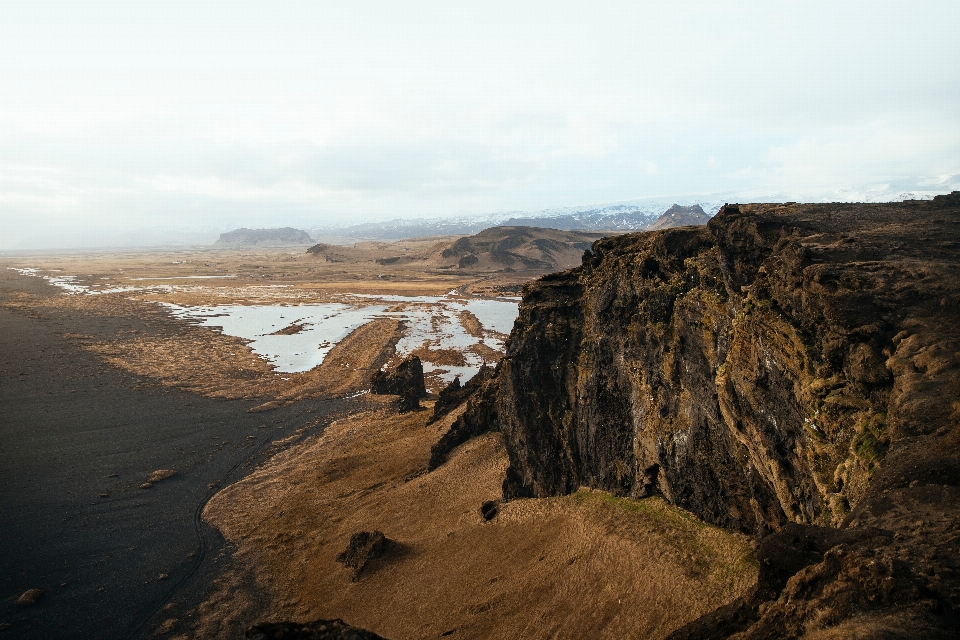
[161,303,389,374]
[9,265,521,386]
[456,298,518,336]
[9,268,166,295]
[161,294,519,384]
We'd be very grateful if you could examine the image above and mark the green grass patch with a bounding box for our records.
[566,490,759,587]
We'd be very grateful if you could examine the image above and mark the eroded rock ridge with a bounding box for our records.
[454,193,960,636]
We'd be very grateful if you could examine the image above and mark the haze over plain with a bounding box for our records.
[2,0,958,249]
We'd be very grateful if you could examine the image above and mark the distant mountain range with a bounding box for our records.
[215,202,715,252]
[646,204,710,230]
[307,199,721,245]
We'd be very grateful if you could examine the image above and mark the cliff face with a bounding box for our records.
[455,194,960,636]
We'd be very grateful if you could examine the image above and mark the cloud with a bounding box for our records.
[2,1,958,249]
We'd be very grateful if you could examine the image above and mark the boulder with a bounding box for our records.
[335,531,390,581]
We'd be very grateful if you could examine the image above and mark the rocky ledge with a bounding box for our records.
[446,193,960,637]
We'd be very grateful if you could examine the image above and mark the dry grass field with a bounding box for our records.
[196,398,757,640]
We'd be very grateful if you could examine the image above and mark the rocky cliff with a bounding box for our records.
[449,193,960,637]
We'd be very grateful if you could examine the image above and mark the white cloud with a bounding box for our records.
[1,1,958,248]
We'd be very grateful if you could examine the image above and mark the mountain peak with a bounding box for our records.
[646,204,710,230]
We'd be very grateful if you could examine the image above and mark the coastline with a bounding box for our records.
[0,270,370,639]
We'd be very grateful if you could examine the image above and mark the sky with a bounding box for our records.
[2,0,959,249]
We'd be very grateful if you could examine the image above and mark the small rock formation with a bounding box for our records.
[428,367,499,470]
[646,203,710,230]
[335,531,390,581]
[148,469,176,483]
[246,618,387,639]
[370,356,427,412]
[17,588,42,607]
[447,193,960,637]
[215,227,313,247]
[479,500,500,521]
[428,366,494,424]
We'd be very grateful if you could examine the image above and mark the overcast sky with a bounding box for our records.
[2,0,959,248]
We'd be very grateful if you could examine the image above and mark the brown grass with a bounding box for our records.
[198,398,757,640]
[468,341,503,364]
[457,309,484,339]
[7,289,404,406]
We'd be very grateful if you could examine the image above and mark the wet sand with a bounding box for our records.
[0,271,369,639]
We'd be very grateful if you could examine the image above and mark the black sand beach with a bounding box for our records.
[0,271,364,638]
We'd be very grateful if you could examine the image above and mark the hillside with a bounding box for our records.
[646,203,711,230]
[307,226,609,274]
[424,226,608,272]
[214,227,314,247]
[441,193,960,638]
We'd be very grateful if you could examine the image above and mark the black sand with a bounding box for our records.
[0,271,366,638]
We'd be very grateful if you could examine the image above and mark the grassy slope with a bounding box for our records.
[198,397,757,640]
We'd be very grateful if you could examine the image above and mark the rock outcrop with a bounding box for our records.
[335,531,391,581]
[370,356,427,412]
[428,366,495,424]
[449,193,960,637]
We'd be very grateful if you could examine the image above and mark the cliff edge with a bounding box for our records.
[452,193,960,637]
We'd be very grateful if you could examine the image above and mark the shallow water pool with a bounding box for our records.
[162,294,519,384]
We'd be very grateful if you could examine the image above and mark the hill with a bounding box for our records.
[646,204,711,230]
[214,227,314,247]
[422,226,608,272]
[306,226,609,274]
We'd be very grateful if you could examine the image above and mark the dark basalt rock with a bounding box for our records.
[479,499,500,520]
[428,365,495,424]
[335,531,391,581]
[246,618,387,639]
[370,356,426,413]
[453,193,960,637]
[428,366,500,470]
